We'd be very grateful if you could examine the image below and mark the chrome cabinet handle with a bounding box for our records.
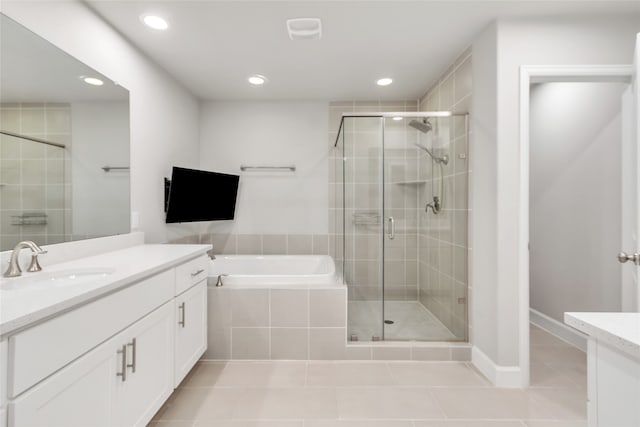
[388,216,395,240]
[126,338,137,373]
[178,302,186,328]
[191,269,205,277]
[617,251,640,265]
[116,345,127,382]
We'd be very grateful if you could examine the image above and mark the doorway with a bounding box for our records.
[518,65,635,387]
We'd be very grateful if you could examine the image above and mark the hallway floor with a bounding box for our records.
[149,324,587,427]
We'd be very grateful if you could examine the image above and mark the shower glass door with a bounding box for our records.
[382,114,467,341]
[340,112,468,342]
[342,116,384,341]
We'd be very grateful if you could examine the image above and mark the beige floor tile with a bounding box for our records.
[413,422,525,427]
[387,362,490,386]
[231,387,337,419]
[529,364,579,388]
[147,421,195,427]
[523,422,587,427]
[157,388,244,421]
[215,361,307,387]
[530,346,586,366]
[180,362,228,387]
[432,388,555,419]
[527,388,587,420]
[193,422,303,427]
[305,421,414,427]
[336,387,444,419]
[530,326,572,348]
[306,362,395,386]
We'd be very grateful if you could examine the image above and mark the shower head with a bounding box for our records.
[409,119,432,133]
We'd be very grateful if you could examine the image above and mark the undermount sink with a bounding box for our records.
[0,268,115,291]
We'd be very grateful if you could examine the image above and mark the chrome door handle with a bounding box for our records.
[116,345,127,382]
[388,216,395,240]
[126,338,136,373]
[191,269,205,277]
[617,251,640,265]
[178,302,186,328]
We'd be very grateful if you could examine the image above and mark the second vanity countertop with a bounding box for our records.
[565,312,640,360]
[0,244,211,337]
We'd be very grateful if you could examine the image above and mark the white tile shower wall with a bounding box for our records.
[418,47,471,340]
[328,101,419,302]
[0,103,71,251]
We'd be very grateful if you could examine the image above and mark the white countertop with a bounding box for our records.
[565,312,640,360]
[0,244,210,337]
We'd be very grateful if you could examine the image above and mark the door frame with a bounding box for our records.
[517,65,632,387]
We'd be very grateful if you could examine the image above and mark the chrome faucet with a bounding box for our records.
[3,241,48,278]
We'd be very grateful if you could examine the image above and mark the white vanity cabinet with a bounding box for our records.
[1,246,210,427]
[1,339,7,427]
[565,313,640,427]
[10,302,173,427]
[174,280,207,386]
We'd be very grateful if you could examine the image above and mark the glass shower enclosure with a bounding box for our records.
[333,112,469,342]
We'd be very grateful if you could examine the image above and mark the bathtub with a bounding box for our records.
[208,255,342,287]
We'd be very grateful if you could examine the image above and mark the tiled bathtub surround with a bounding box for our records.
[205,285,348,360]
[0,103,71,251]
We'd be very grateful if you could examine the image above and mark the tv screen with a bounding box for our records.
[165,167,239,223]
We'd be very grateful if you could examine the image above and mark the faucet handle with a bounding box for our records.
[27,254,43,273]
[26,249,47,273]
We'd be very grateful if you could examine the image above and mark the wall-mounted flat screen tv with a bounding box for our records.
[165,166,239,223]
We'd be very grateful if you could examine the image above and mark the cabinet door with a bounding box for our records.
[116,302,174,427]
[9,336,119,427]
[174,280,207,387]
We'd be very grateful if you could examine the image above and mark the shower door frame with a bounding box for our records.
[336,111,469,342]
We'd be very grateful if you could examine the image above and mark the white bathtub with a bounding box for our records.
[208,255,341,287]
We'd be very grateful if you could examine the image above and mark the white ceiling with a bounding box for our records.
[88,1,640,101]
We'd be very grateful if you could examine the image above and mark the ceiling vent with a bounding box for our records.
[286,18,322,40]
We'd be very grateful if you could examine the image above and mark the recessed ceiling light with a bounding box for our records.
[82,77,104,86]
[248,75,268,86]
[376,78,393,86]
[141,14,169,30]
[392,116,403,121]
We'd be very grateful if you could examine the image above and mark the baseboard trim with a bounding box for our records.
[530,308,587,352]
[471,346,523,388]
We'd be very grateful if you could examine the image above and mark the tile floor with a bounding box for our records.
[149,324,586,427]
[348,301,456,341]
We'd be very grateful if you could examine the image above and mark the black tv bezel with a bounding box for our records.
[164,167,239,223]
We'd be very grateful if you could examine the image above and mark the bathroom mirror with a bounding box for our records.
[0,13,130,251]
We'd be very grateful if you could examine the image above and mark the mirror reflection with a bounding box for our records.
[0,14,130,251]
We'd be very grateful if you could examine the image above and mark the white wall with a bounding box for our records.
[71,101,129,237]
[0,0,201,243]
[199,101,329,235]
[469,22,498,363]
[530,82,625,321]
[471,16,639,376]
